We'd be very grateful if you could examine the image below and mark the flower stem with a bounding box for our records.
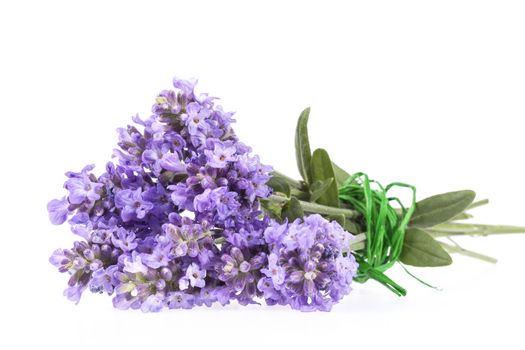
[268,194,360,219]
[467,199,489,210]
[349,233,367,251]
[439,241,497,264]
[428,223,525,237]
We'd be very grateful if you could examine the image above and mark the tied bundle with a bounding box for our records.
[48,77,525,312]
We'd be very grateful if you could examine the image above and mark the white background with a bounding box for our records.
[1,1,524,349]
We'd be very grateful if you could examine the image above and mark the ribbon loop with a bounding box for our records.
[339,173,416,295]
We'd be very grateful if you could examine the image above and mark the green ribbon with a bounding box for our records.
[356,259,407,296]
[339,172,416,296]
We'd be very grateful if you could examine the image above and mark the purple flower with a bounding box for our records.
[179,263,206,290]
[193,188,213,212]
[48,76,274,311]
[49,248,69,272]
[112,292,138,310]
[50,240,118,305]
[224,228,264,249]
[166,291,194,309]
[159,152,186,173]
[164,220,207,258]
[237,176,270,202]
[115,188,154,221]
[257,278,285,305]
[142,183,171,212]
[70,223,92,241]
[64,165,104,205]
[111,228,137,252]
[210,187,240,219]
[261,253,285,285]
[142,143,186,175]
[141,293,165,312]
[217,247,265,294]
[47,197,70,225]
[194,287,217,307]
[123,251,148,274]
[168,183,194,211]
[261,214,358,311]
[90,266,117,294]
[263,219,288,246]
[64,285,86,305]
[182,102,210,135]
[153,92,179,114]
[282,220,315,251]
[141,242,172,269]
[204,141,236,168]
[172,77,197,98]
[235,153,259,175]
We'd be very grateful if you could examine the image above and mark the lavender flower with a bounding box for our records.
[141,242,172,269]
[259,214,358,311]
[204,141,237,168]
[48,77,273,311]
[122,251,148,274]
[163,219,211,258]
[210,187,240,219]
[216,246,266,304]
[142,144,185,175]
[261,253,285,285]
[47,197,69,225]
[194,287,218,307]
[141,293,165,312]
[90,265,118,294]
[115,188,154,221]
[182,102,211,135]
[111,228,137,252]
[193,189,213,212]
[64,165,104,206]
[166,291,194,309]
[179,263,206,290]
[49,240,119,304]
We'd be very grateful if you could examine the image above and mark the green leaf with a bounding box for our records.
[260,199,282,220]
[310,148,340,207]
[310,178,334,202]
[332,162,351,187]
[400,228,453,267]
[409,190,476,228]
[295,107,312,184]
[451,212,473,221]
[281,197,304,222]
[329,214,346,228]
[267,175,291,197]
[343,220,360,235]
[271,170,303,189]
[290,187,310,201]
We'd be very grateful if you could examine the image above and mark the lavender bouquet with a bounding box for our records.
[48,77,525,311]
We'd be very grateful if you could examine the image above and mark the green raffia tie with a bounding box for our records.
[338,172,416,296]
